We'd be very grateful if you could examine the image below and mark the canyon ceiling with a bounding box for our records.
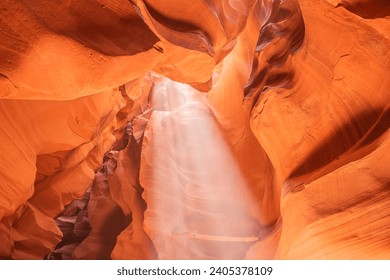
[0,0,389,260]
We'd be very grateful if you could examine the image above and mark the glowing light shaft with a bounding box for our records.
[141,73,261,259]
[172,231,260,242]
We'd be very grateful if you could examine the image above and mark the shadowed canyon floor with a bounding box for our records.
[0,0,389,260]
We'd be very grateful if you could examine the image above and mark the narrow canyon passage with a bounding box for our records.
[0,0,389,260]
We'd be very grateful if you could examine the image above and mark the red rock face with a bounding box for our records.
[0,0,389,259]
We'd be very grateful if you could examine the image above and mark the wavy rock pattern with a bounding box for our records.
[0,0,389,259]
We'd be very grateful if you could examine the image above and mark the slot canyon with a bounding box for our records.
[0,0,389,260]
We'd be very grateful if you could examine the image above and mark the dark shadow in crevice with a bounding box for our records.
[288,106,390,180]
[341,0,390,19]
[18,0,159,56]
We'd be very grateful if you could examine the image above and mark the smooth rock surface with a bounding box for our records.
[0,0,389,259]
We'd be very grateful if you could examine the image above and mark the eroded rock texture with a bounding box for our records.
[0,0,389,259]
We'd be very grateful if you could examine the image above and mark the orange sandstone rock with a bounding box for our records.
[0,0,389,260]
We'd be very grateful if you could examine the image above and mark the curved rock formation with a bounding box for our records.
[0,0,389,259]
[248,0,390,259]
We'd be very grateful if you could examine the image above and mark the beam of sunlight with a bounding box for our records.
[140,73,260,259]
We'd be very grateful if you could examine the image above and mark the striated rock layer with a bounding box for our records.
[0,0,389,259]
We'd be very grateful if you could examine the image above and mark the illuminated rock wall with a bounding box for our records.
[0,0,389,259]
